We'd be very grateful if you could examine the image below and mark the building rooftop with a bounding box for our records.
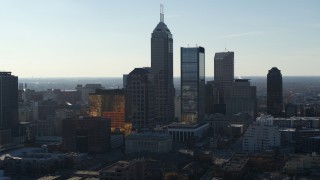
[100,161,133,173]
[153,22,171,34]
[126,133,171,141]
[167,122,209,129]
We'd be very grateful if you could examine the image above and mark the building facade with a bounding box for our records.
[62,116,111,153]
[126,68,153,129]
[88,89,125,130]
[0,72,18,131]
[214,52,234,105]
[267,67,283,117]
[180,47,205,124]
[167,123,209,143]
[100,159,146,180]
[226,79,257,119]
[242,122,280,152]
[125,133,172,153]
[151,9,174,126]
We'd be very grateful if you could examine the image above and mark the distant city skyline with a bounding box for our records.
[0,0,319,77]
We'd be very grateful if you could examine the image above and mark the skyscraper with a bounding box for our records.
[214,52,234,105]
[126,67,154,129]
[226,79,257,119]
[151,6,174,125]
[0,72,18,130]
[181,47,205,124]
[267,67,283,117]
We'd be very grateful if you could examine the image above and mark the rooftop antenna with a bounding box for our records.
[160,4,164,22]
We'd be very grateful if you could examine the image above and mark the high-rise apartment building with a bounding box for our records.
[214,52,234,106]
[0,72,18,130]
[267,67,283,117]
[151,6,174,125]
[180,47,205,124]
[226,79,257,119]
[126,68,153,129]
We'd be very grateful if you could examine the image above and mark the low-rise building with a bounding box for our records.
[257,115,320,129]
[99,159,146,180]
[221,153,249,180]
[125,133,172,153]
[167,122,209,143]
[3,153,66,176]
[284,153,320,174]
[242,122,280,152]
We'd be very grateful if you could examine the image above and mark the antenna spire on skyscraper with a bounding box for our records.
[160,4,164,22]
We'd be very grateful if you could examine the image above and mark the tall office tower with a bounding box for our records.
[151,6,174,125]
[180,47,205,124]
[126,68,154,129]
[0,72,18,130]
[226,79,257,119]
[214,52,234,106]
[267,67,283,117]
[88,89,125,130]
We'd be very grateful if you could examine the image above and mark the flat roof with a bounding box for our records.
[126,133,171,141]
[167,122,209,129]
[100,161,132,173]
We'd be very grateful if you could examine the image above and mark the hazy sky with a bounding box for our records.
[0,0,319,77]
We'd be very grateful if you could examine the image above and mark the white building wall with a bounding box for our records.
[242,122,280,152]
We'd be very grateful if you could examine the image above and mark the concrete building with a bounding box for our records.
[151,6,174,126]
[284,153,320,174]
[125,133,172,153]
[294,128,320,152]
[242,121,280,152]
[167,122,209,143]
[226,79,257,119]
[180,47,205,124]
[214,52,234,106]
[62,116,111,153]
[285,103,298,118]
[76,84,104,104]
[3,153,66,176]
[256,115,320,129]
[205,80,217,115]
[126,68,153,129]
[174,96,181,121]
[0,72,18,136]
[267,67,283,117]
[204,113,252,136]
[221,154,249,180]
[303,136,320,153]
[100,159,146,180]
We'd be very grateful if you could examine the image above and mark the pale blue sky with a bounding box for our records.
[0,0,319,77]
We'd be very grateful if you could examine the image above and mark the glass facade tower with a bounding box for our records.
[181,47,205,124]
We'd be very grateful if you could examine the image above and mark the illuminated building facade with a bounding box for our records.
[88,89,125,129]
